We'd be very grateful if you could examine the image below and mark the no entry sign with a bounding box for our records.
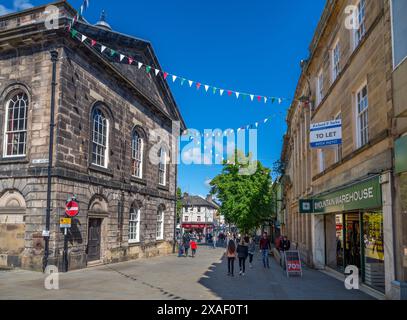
[65,200,79,217]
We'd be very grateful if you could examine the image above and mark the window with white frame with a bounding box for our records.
[91,108,109,168]
[4,92,28,157]
[316,69,324,106]
[354,0,366,48]
[184,216,189,222]
[197,216,201,222]
[391,0,407,68]
[356,84,369,148]
[156,208,164,240]
[128,206,140,243]
[158,147,167,186]
[318,149,325,173]
[332,40,341,82]
[335,113,343,163]
[131,130,143,178]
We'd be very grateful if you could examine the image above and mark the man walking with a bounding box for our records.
[259,232,271,269]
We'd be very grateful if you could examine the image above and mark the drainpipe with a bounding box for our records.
[172,164,178,254]
[42,50,58,272]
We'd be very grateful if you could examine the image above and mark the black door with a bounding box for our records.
[87,218,101,262]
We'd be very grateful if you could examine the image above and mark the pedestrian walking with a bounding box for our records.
[226,239,236,276]
[212,234,217,249]
[183,233,191,257]
[237,239,249,276]
[280,236,291,269]
[259,232,271,269]
[190,238,198,257]
[248,238,256,268]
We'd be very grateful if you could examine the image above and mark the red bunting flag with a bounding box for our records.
[91,39,96,46]
[227,90,232,96]
[163,72,169,80]
[257,96,262,102]
[128,57,134,65]
[196,82,201,90]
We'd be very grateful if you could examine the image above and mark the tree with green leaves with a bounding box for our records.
[210,151,273,233]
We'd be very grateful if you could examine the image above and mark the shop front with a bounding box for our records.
[300,176,386,293]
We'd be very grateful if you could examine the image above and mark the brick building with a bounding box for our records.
[280,0,406,298]
[0,1,185,271]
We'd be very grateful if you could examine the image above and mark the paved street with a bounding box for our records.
[0,246,373,300]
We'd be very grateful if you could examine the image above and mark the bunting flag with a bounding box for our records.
[68,28,294,106]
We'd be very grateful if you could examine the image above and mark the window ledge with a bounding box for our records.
[131,176,147,185]
[88,164,113,176]
[0,157,29,164]
[158,184,169,191]
[128,241,141,246]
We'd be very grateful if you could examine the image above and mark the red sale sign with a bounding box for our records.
[287,260,301,272]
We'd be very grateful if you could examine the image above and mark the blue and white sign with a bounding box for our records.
[310,120,342,148]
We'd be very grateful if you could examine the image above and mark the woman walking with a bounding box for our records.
[226,239,237,277]
[237,239,249,276]
[248,238,256,268]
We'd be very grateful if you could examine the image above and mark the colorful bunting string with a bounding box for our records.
[68,28,294,106]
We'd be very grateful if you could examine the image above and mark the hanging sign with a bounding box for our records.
[310,120,342,148]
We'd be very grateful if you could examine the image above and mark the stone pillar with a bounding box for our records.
[312,214,325,269]
[380,171,396,298]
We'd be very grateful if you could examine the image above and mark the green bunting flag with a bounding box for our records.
[71,29,78,38]
[146,66,151,73]
[110,49,116,57]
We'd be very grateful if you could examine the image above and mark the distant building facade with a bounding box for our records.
[0,2,185,271]
[181,194,219,234]
[281,0,405,299]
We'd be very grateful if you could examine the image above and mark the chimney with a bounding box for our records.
[206,194,212,202]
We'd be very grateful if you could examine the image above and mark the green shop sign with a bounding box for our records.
[299,176,382,214]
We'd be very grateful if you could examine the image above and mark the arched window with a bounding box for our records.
[131,130,143,179]
[91,107,109,168]
[3,92,28,157]
[158,147,167,186]
[128,205,140,243]
[156,207,164,240]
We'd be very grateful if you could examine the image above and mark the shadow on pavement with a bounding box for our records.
[197,252,375,300]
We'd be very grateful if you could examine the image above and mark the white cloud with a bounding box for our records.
[204,179,212,187]
[0,5,12,16]
[0,0,34,16]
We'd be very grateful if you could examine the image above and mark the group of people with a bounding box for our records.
[225,232,272,277]
[178,232,198,257]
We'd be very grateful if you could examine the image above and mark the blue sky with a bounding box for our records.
[1,0,326,197]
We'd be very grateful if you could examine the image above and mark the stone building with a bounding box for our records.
[281,0,405,298]
[181,193,219,235]
[390,0,407,300]
[0,1,185,271]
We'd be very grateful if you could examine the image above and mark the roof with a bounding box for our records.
[0,0,186,130]
[182,195,219,209]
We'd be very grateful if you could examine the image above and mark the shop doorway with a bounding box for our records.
[87,218,102,262]
[326,211,385,293]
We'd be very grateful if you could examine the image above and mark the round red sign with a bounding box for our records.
[65,200,79,217]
